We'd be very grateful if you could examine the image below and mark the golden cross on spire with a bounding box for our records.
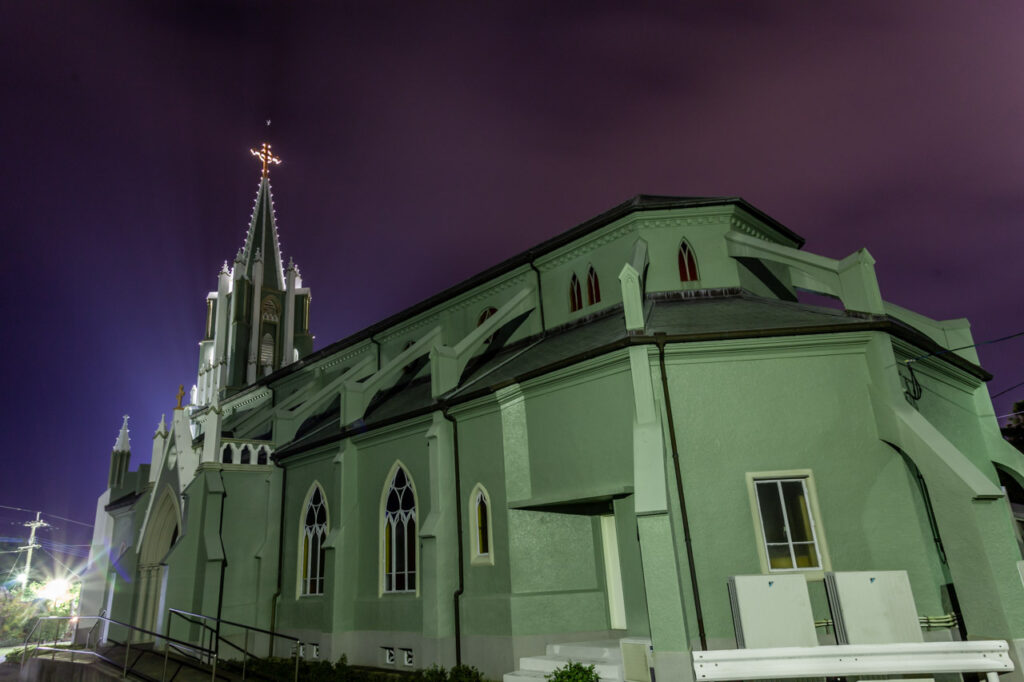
[250,142,281,177]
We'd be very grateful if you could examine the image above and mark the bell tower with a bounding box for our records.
[192,144,313,406]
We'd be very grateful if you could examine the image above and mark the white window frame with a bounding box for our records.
[746,470,831,580]
[469,483,494,566]
[380,461,419,595]
[299,483,328,597]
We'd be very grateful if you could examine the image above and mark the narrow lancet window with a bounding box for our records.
[383,466,417,592]
[586,266,601,305]
[302,486,328,595]
[679,241,699,282]
[569,274,583,312]
[476,491,489,556]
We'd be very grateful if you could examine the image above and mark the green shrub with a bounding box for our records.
[545,661,600,682]
[449,664,484,682]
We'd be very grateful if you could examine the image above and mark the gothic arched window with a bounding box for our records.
[586,266,601,306]
[383,465,417,593]
[679,241,699,282]
[221,445,232,464]
[469,483,494,566]
[301,485,328,596]
[239,445,251,465]
[569,274,583,313]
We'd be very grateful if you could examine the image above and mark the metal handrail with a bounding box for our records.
[165,607,303,682]
[20,614,230,681]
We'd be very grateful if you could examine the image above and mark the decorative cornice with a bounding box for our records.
[222,387,272,417]
[375,311,442,345]
[444,270,531,314]
[729,215,775,242]
[661,331,875,364]
[313,341,375,373]
[520,347,631,397]
[891,338,981,392]
[536,211,733,272]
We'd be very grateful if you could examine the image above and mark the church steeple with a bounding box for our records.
[108,416,131,489]
[238,150,286,290]
[191,144,314,406]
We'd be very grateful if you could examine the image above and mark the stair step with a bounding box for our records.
[519,655,623,681]
[503,670,550,682]
[547,641,623,661]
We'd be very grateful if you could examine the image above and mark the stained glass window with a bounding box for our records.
[302,486,328,595]
[383,466,417,592]
[678,241,699,282]
[586,266,601,306]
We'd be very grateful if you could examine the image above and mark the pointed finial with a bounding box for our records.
[156,414,166,434]
[113,415,130,453]
[175,384,186,410]
[250,142,281,177]
[220,261,230,276]
[254,247,263,263]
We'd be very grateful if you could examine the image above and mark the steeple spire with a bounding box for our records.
[113,415,130,453]
[239,146,286,291]
[193,144,314,404]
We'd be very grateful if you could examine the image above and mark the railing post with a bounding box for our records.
[294,641,300,682]
[242,628,249,680]
[163,610,172,682]
[123,637,131,679]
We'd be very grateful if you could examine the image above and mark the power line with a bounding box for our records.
[906,329,1024,365]
[992,380,1024,400]
[0,504,93,529]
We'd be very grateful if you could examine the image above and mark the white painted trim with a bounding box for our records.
[601,515,627,629]
[468,483,494,567]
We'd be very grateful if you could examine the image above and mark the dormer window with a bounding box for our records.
[586,266,601,306]
[569,274,583,313]
[679,241,699,282]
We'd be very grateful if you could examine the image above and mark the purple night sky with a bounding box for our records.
[2,2,1022,549]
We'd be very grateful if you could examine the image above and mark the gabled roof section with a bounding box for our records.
[230,195,805,397]
[240,175,286,291]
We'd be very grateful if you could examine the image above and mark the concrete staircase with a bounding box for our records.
[504,640,627,682]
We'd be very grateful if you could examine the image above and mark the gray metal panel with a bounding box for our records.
[826,571,923,645]
[727,574,818,649]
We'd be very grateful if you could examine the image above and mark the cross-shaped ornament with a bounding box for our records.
[250,142,281,177]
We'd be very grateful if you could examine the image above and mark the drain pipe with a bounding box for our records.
[213,471,229,675]
[442,407,465,665]
[270,463,288,647]
[654,335,707,650]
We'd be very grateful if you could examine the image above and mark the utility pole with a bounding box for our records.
[19,511,49,585]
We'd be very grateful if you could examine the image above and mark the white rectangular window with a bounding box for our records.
[753,477,822,571]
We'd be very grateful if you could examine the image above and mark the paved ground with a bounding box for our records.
[0,661,19,681]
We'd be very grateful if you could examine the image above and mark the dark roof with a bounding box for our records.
[275,290,991,461]
[229,195,804,405]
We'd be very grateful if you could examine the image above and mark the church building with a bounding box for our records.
[80,145,1024,682]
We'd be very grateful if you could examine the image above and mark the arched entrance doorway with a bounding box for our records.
[135,487,180,639]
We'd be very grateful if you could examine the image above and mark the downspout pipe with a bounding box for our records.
[214,471,228,673]
[441,406,465,665]
[655,334,707,650]
[270,462,288,646]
